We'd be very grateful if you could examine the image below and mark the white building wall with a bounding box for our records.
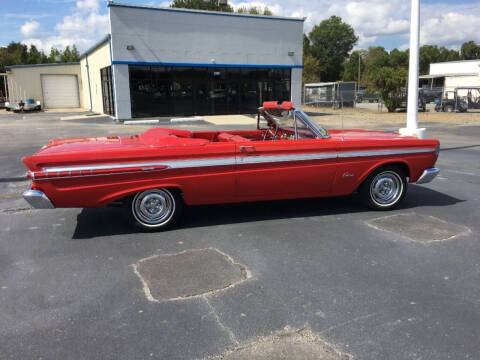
[108,2,304,119]
[80,41,111,114]
[444,75,480,91]
[291,68,302,105]
[112,64,131,119]
[7,64,83,108]
[430,60,480,76]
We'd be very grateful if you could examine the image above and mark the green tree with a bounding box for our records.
[303,34,311,57]
[302,55,321,84]
[461,41,480,60]
[236,6,272,15]
[369,66,408,112]
[71,45,80,62]
[362,46,389,86]
[170,0,233,12]
[308,16,358,82]
[60,45,79,62]
[419,45,440,74]
[389,48,408,69]
[26,45,47,64]
[48,48,62,62]
[438,46,460,62]
[342,50,367,84]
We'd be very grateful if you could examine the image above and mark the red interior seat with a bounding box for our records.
[217,133,249,142]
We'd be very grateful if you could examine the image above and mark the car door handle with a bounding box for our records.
[240,145,256,153]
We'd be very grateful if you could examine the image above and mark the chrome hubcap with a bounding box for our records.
[370,171,403,206]
[133,189,175,226]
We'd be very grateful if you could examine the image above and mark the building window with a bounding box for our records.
[128,65,291,118]
[100,66,115,116]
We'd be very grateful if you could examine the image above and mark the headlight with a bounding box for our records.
[36,101,41,105]
[5,102,9,107]
[435,145,440,156]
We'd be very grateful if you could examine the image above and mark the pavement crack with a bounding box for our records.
[203,295,239,346]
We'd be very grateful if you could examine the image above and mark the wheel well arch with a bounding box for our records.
[99,184,185,207]
[357,161,410,189]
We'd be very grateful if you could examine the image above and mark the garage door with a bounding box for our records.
[41,75,80,108]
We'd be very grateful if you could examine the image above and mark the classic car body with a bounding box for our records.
[22,101,440,230]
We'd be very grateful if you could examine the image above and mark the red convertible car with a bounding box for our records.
[22,101,439,230]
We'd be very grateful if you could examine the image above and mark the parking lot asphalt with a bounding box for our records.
[0,110,479,359]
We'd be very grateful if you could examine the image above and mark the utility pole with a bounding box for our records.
[400,0,426,138]
[357,53,361,91]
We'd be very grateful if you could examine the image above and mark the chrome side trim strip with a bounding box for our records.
[238,152,337,164]
[35,148,436,179]
[338,148,435,158]
[43,157,237,173]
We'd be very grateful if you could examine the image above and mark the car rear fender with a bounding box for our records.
[357,160,411,187]
[98,183,184,207]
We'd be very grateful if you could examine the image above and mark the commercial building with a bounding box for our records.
[6,1,304,120]
[5,63,83,109]
[419,59,480,91]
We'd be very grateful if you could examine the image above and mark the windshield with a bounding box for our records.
[263,108,329,139]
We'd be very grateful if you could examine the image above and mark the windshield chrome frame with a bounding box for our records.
[294,109,330,139]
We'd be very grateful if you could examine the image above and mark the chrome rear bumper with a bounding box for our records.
[416,168,439,184]
[22,190,55,209]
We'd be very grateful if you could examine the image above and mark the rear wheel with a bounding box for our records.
[129,188,183,231]
[360,166,407,210]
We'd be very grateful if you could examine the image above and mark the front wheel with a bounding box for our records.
[360,166,407,210]
[128,188,183,231]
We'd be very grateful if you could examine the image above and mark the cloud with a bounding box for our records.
[21,0,108,53]
[76,0,99,12]
[18,0,480,54]
[21,21,41,37]
[231,0,480,49]
[420,12,480,47]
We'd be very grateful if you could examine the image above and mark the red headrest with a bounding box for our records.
[262,101,294,110]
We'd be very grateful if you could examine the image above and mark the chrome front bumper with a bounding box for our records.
[416,168,440,184]
[22,190,55,209]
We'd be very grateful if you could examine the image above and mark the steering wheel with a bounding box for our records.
[262,121,279,140]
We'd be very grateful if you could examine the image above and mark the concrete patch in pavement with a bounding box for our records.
[366,212,471,242]
[209,328,350,360]
[132,248,249,302]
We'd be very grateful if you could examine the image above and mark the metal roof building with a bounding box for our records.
[6,1,304,120]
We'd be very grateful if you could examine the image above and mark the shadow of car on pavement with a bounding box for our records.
[72,185,464,239]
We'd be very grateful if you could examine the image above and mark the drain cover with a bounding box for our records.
[211,329,349,360]
[366,213,470,242]
[133,249,248,301]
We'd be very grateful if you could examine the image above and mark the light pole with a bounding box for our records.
[400,0,426,138]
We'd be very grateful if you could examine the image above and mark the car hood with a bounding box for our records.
[329,129,408,140]
[328,129,439,149]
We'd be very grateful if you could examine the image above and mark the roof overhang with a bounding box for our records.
[5,62,80,70]
[420,73,478,79]
[108,1,305,22]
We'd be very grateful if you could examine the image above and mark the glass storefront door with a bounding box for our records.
[128,65,292,118]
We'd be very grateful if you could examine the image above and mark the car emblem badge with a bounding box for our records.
[343,172,355,178]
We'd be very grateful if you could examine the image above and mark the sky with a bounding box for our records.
[1,0,479,54]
